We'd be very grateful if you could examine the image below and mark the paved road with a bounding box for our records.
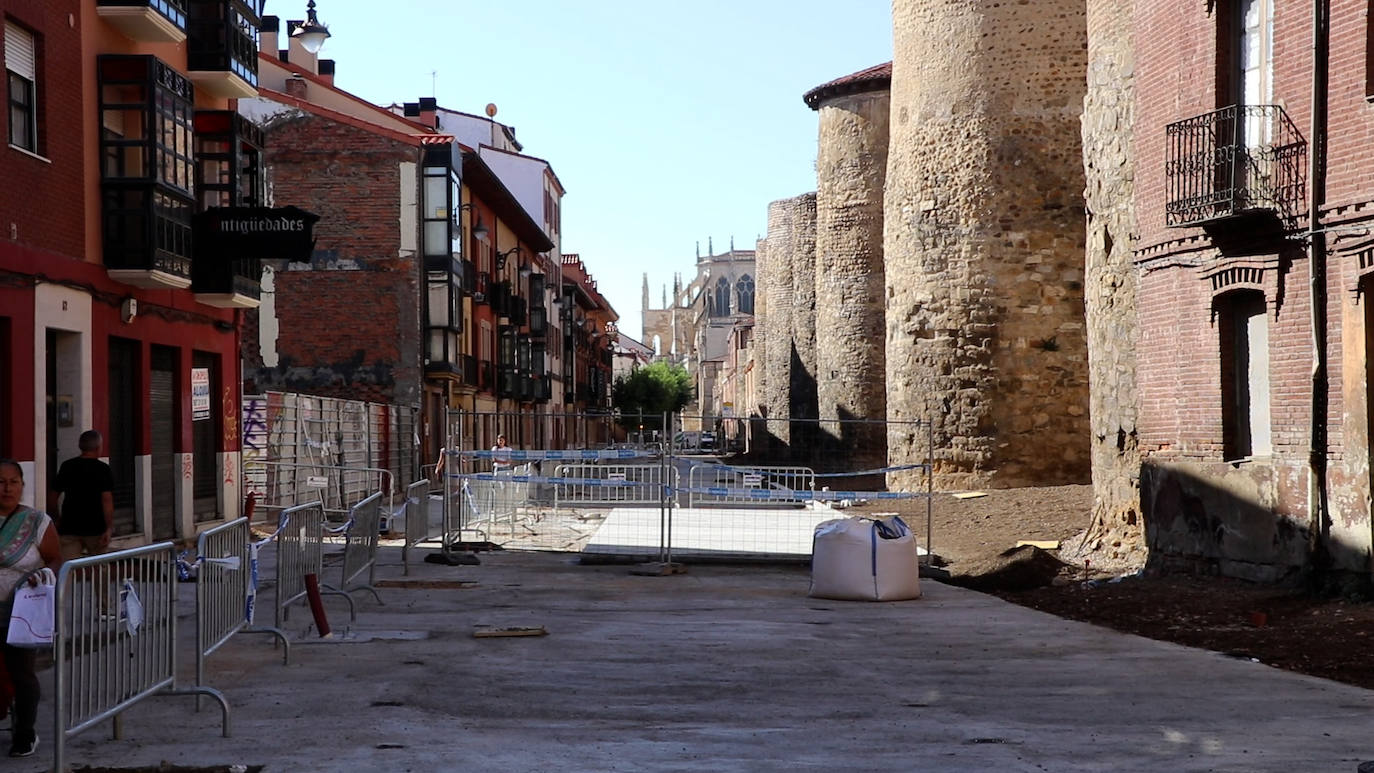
[36,548,1374,772]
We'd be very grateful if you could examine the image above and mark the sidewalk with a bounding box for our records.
[28,545,1374,772]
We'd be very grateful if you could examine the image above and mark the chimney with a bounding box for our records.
[418,97,437,129]
[285,77,308,100]
[319,59,335,85]
[259,16,279,57]
[403,102,421,119]
[285,19,319,74]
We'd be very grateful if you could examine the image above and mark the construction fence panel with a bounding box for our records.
[194,518,289,702]
[556,413,935,564]
[686,464,816,508]
[272,501,356,627]
[553,464,676,507]
[54,544,229,773]
[402,478,441,575]
[243,392,417,524]
[333,491,383,601]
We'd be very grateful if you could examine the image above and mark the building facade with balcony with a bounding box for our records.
[237,27,457,469]
[1,0,278,542]
[1131,0,1374,581]
[561,254,617,448]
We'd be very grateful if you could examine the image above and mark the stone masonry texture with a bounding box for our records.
[788,192,818,431]
[814,88,890,469]
[885,0,1091,490]
[1075,0,1144,568]
[760,198,797,447]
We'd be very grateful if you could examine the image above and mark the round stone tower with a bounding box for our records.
[805,63,891,469]
[788,192,818,431]
[761,198,795,447]
[884,0,1090,489]
[1077,0,1143,568]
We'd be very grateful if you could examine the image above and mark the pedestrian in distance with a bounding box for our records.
[0,458,63,758]
[492,434,513,473]
[48,430,115,560]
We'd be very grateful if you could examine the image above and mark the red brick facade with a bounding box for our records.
[1134,0,1374,580]
[2,0,250,542]
[242,110,423,407]
[1,1,84,262]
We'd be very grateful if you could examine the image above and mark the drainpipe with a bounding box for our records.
[1307,0,1330,576]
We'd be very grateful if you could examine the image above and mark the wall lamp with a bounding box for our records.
[495,246,521,272]
[456,203,489,242]
[290,1,331,54]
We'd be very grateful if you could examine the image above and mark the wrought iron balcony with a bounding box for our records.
[1165,105,1306,228]
[97,0,187,43]
[186,0,260,98]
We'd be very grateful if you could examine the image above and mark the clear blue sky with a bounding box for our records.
[265,1,893,339]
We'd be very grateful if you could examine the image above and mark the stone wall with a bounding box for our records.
[814,89,889,468]
[759,195,819,448]
[1074,0,1144,568]
[885,0,1091,490]
[788,192,818,433]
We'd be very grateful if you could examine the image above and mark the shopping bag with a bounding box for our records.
[7,568,57,647]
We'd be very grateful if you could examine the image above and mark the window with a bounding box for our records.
[98,56,196,278]
[5,21,37,152]
[714,276,731,317]
[194,111,262,209]
[1236,0,1273,150]
[1219,291,1271,459]
[736,274,755,314]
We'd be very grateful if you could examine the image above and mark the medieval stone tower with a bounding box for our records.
[1077,0,1142,566]
[884,0,1091,489]
[806,64,891,468]
[758,193,818,450]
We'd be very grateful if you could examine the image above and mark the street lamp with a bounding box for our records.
[457,202,489,242]
[495,246,521,272]
[291,1,331,54]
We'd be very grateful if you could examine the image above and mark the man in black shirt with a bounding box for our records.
[49,430,115,559]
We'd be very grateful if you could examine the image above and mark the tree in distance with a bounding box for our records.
[612,361,693,431]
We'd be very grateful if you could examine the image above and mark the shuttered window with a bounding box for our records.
[5,21,36,152]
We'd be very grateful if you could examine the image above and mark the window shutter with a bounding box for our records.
[5,22,35,81]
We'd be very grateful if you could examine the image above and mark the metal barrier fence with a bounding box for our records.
[54,543,229,772]
[243,391,417,519]
[327,491,384,603]
[194,518,290,704]
[403,479,440,575]
[274,501,356,628]
[242,460,394,526]
[454,465,534,539]
[553,464,678,507]
[685,464,816,508]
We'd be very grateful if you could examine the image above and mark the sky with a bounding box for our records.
[263,1,893,340]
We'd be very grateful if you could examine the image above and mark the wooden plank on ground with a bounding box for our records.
[473,625,548,638]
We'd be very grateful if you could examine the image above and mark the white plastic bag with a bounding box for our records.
[7,568,56,647]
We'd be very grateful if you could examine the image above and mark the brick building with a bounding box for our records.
[241,18,608,463]
[0,0,290,542]
[1123,0,1374,581]
[560,254,618,447]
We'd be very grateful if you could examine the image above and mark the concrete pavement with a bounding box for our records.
[30,546,1374,772]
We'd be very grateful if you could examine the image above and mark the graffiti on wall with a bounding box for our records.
[243,396,268,495]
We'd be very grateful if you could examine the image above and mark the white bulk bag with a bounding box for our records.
[809,516,921,601]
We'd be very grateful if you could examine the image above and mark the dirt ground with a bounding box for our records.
[854,485,1374,691]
